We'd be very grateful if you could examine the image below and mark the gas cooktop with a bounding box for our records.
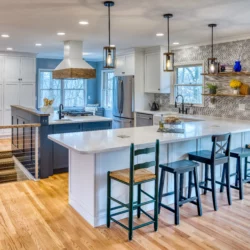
[61,110,93,117]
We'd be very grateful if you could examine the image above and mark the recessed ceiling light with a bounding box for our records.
[1,34,9,38]
[57,32,65,36]
[156,33,164,37]
[173,42,180,45]
[79,21,89,25]
[82,52,92,56]
[6,48,13,51]
[35,43,42,46]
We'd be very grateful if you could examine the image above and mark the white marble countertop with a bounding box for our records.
[49,113,112,125]
[48,116,250,154]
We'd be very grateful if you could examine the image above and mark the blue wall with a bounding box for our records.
[36,58,99,107]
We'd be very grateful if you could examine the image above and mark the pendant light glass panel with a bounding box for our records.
[208,58,217,74]
[163,52,174,72]
[103,46,116,68]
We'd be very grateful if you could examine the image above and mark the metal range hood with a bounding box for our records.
[53,40,96,79]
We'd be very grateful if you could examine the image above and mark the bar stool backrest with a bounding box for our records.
[129,140,160,184]
[211,133,231,160]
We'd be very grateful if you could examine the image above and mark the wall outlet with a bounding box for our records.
[239,104,245,111]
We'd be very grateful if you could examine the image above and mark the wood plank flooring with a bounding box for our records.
[0,173,250,250]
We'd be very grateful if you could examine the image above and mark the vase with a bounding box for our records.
[232,89,239,95]
[209,88,217,95]
[233,61,242,72]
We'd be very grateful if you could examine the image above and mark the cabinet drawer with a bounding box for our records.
[82,121,112,131]
[53,123,82,134]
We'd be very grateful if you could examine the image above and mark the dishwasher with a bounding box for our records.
[136,113,153,127]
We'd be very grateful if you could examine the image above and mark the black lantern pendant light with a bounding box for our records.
[103,1,116,69]
[208,24,217,74]
[163,14,174,72]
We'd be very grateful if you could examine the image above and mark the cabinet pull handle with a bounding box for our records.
[122,72,125,74]
[158,88,160,91]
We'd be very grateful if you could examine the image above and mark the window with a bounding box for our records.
[38,69,86,108]
[173,63,204,105]
[102,70,114,109]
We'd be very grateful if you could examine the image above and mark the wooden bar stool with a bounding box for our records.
[107,140,159,241]
[158,160,202,225]
[220,145,250,200]
[188,133,232,211]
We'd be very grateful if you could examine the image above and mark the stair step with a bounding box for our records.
[0,158,15,170]
[0,169,17,183]
[0,151,13,159]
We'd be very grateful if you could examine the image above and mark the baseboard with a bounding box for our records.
[53,167,68,174]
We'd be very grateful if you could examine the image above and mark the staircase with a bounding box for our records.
[0,151,17,183]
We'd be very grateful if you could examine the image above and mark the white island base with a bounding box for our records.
[68,133,246,227]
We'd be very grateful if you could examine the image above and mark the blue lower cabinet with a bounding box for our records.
[52,121,112,174]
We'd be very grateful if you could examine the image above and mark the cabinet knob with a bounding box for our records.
[158,88,160,91]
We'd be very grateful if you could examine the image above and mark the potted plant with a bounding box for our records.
[230,79,242,95]
[206,83,218,94]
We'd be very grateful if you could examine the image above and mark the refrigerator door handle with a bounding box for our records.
[121,79,124,115]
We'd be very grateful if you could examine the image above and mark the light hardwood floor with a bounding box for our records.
[0,173,250,250]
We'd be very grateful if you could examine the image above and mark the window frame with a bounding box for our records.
[38,69,87,109]
[101,69,114,110]
[170,61,205,107]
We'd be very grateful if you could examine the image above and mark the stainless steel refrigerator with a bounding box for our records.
[112,75,134,129]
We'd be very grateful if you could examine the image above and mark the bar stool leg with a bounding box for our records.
[128,180,134,240]
[220,165,225,193]
[179,173,184,206]
[235,159,239,187]
[107,172,111,228]
[204,164,209,195]
[193,167,202,216]
[158,169,165,214]
[188,171,192,198]
[238,158,243,200]
[225,162,232,205]
[211,164,218,211]
[244,157,248,181]
[137,184,141,218]
[174,172,180,225]
[154,174,159,231]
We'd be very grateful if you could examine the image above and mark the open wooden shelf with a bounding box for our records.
[202,93,248,97]
[201,72,250,76]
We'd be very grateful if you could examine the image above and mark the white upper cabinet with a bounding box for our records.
[20,57,35,82]
[144,46,172,93]
[4,56,35,83]
[115,53,135,76]
[4,56,21,82]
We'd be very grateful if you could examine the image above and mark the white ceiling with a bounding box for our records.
[0,0,250,60]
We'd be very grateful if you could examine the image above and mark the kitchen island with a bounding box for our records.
[11,105,112,178]
[48,115,250,227]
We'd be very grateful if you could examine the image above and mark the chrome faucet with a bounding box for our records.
[58,104,64,119]
[175,95,187,114]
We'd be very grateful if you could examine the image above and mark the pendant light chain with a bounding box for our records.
[167,16,170,53]
[108,4,111,47]
[211,25,213,59]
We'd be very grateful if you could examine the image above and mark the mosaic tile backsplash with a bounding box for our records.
[154,39,250,120]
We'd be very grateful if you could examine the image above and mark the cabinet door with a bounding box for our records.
[125,54,135,75]
[19,82,35,108]
[0,56,4,82]
[4,83,19,111]
[4,57,21,82]
[115,56,126,76]
[20,57,35,82]
[145,53,161,93]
